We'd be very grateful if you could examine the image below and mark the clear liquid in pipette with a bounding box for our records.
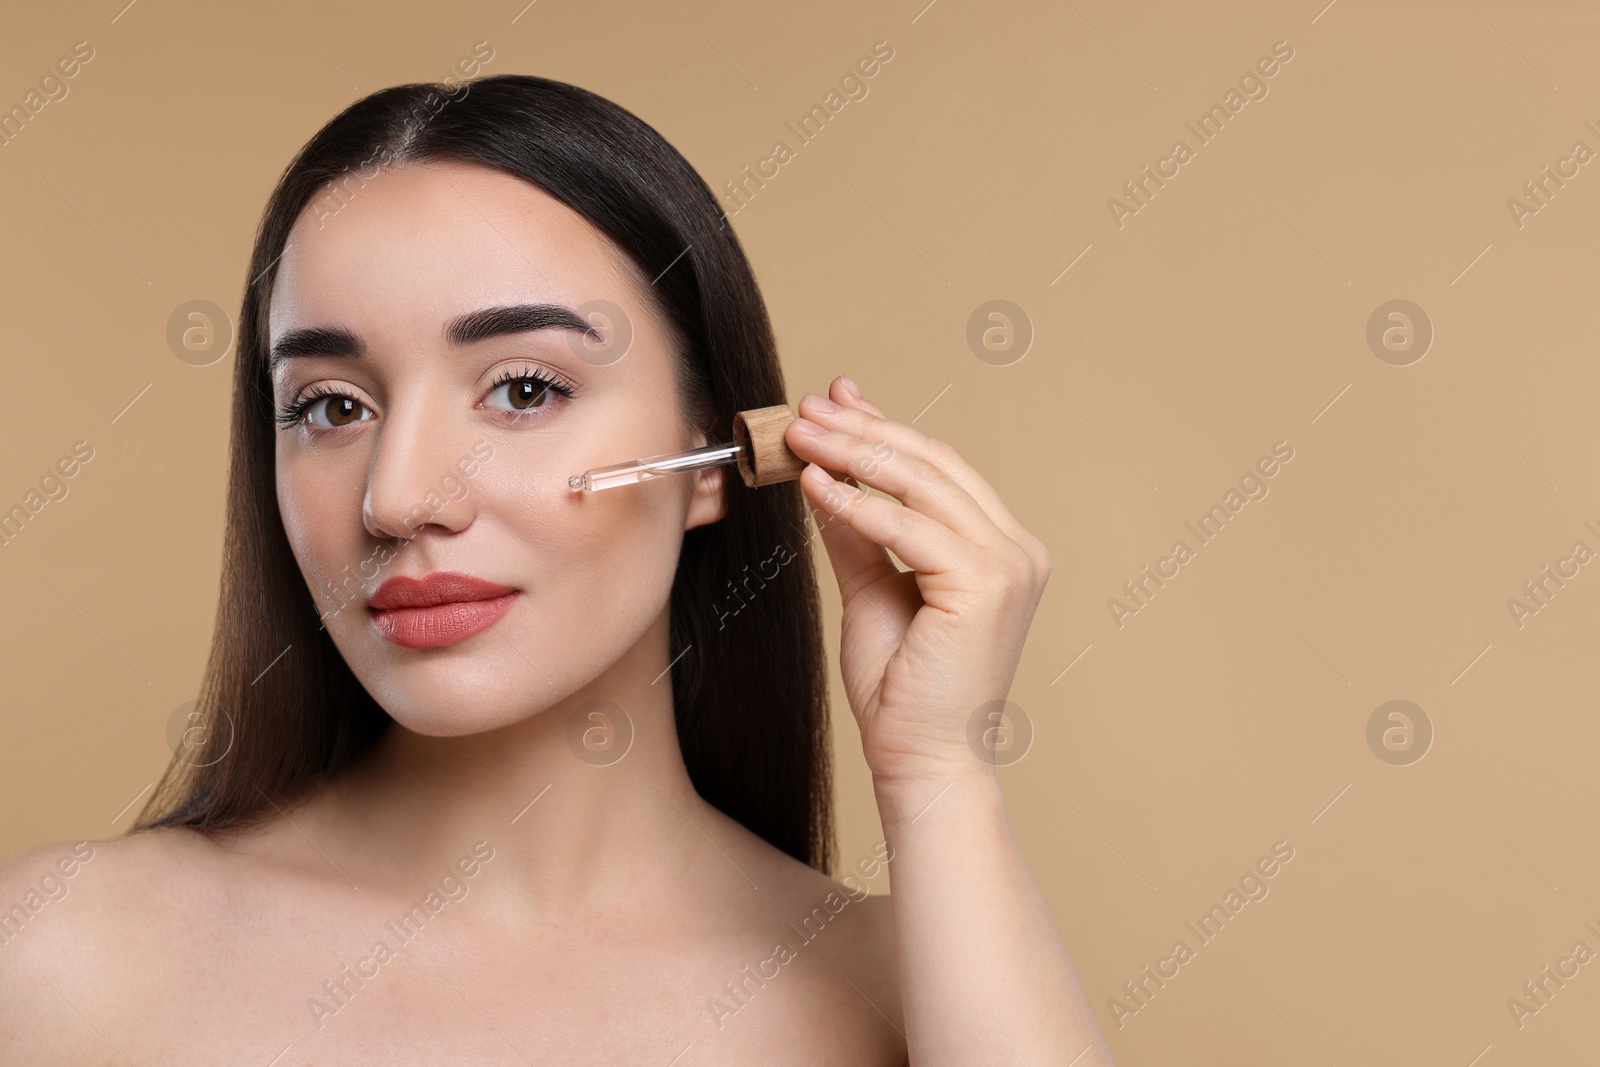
[568,442,743,492]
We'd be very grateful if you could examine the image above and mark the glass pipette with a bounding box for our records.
[568,404,808,492]
[567,442,744,492]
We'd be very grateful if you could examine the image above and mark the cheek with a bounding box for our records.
[488,466,688,659]
[495,461,688,591]
[276,445,370,595]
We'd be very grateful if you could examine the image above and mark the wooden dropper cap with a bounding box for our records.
[731,404,808,487]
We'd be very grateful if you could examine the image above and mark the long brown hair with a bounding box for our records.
[134,74,835,873]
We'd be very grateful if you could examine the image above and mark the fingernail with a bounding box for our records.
[792,417,827,435]
[839,374,863,399]
[806,394,841,413]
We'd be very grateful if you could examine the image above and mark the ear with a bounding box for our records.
[685,463,726,530]
[683,426,727,531]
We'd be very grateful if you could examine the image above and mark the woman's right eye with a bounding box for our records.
[275,386,375,431]
[306,395,372,429]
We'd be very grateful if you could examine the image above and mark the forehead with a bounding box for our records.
[269,160,640,341]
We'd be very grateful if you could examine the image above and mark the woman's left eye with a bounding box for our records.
[483,369,578,418]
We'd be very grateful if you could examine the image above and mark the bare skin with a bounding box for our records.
[0,759,904,1064]
[0,161,903,1064]
[0,159,1113,1064]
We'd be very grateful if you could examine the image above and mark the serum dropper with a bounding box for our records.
[568,404,809,492]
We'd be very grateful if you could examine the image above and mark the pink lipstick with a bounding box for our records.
[367,572,518,649]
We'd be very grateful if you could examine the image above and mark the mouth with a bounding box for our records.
[367,572,519,649]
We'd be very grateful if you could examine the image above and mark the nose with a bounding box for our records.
[362,400,479,542]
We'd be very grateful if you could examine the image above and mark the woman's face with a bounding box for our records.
[268,160,723,734]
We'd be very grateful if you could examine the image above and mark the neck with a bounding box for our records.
[294,603,714,923]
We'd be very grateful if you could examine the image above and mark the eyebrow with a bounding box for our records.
[268,303,600,369]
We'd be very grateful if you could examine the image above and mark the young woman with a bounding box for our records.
[0,74,1113,1064]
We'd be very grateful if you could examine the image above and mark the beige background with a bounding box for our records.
[3,0,1597,1061]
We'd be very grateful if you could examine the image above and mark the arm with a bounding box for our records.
[782,374,1116,1066]
[874,766,1114,1066]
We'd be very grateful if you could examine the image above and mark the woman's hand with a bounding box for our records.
[782,374,1053,794]
[787,377,1116,1064]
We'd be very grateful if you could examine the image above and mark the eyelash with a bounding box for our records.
[273,364,579,432]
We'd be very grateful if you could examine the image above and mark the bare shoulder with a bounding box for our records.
[770,851,905,1059]
[0,828,215,1060]
[836,891,901,1021]
[0,831,161,952]
[0,827,211,964]
[769,840,899,993]
[0,826,218,935]
[705,817,905,1056]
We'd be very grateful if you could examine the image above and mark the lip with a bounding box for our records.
[368,572,519,649]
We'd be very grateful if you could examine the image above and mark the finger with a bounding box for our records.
[800,471,902,607]
[785,411,1004,551]
[803,386,1033,552]
[797,461,971,577]
[829,374,887,418]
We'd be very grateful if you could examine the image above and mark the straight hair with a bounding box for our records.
[134,73,836,874]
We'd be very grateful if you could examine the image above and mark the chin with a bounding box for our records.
[371,676,553,737]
